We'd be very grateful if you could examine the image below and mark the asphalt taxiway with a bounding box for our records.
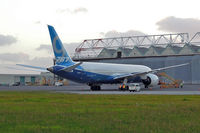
[0,84,200,95]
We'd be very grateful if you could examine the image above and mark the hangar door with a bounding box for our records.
[31,76,36,84]
[20,76,25,85]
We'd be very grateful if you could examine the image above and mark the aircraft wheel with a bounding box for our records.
[91,85,101,91]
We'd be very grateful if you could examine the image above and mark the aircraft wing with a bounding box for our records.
[150,63,190,73]
[113,63,189,80]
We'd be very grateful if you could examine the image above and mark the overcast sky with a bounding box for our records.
[0,0,200,74]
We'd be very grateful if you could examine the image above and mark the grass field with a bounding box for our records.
[0,91,200,133]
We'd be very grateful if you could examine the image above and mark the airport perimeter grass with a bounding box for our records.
[0,92,200,133]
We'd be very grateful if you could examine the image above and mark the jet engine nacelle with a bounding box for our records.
[142,73,159,87]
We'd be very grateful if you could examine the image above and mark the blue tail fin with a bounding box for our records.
[48,25,74,65]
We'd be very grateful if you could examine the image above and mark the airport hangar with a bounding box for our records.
[73,32,200,84]
[1,32,200,86]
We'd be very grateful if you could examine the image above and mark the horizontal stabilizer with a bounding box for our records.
[7,66,46,72]
[58,62,82,72]
[16,64,48,72]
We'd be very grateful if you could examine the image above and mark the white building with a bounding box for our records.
[0,72,54,86]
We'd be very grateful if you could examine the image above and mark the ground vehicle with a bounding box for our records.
[128,83,141,92]
[55,82,63,86]
[119,83,141,92]
[158,72,183,88]
[12,82,20,86]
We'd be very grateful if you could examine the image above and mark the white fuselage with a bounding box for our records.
[80,62,152,76]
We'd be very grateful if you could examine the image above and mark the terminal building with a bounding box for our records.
[73,32,200,84]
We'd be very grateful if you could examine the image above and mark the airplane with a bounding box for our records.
[18,25,189,90]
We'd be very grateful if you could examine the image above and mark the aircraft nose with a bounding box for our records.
[47,67,54,72]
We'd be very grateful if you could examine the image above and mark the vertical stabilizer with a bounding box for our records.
[48,25,74,65]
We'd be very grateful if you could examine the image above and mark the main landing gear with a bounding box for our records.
[88,84,101,91]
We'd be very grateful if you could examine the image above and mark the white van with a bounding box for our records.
[128,83,141,92]
[55,82,63,86]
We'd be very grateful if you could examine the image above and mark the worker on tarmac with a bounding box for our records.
[180,81,184,88]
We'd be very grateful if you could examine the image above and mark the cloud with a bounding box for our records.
[63,42,80,55]
[101,30,146,38]
[36,42,80,56]
[34,21,41,24]
[36,44,52,53]
[0,53,29,63]
[156,16,200,35]
[27,57,52,67]
[0,34,17,46]
[0,52,52,67]
[73,7,88,14]
[0,53,52,74]
[56,8,70,14]
[57,7,88,14]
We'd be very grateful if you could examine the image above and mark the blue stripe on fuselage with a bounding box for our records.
[53,66,142,84]
[55,69,113,83]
